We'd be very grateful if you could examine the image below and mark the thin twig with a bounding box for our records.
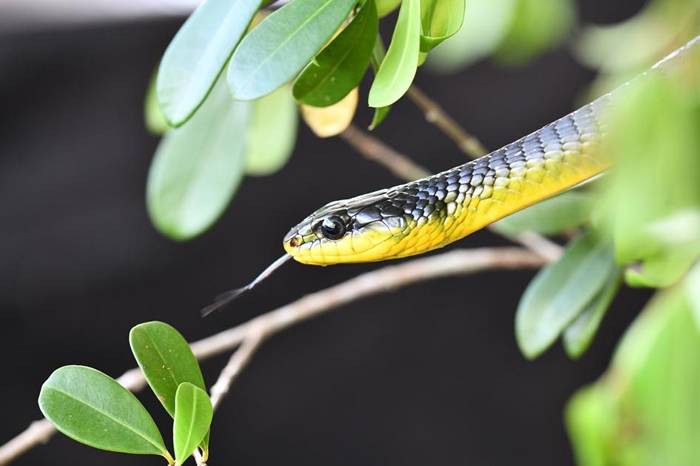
[0,246,547,466]
[406,85,489,158]
[209,330,265,410]
[339,124,430,181]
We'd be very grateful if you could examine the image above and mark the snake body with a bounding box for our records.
[282,37,698,266]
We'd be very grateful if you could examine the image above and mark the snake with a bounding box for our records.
[201,36,699,315]
[283,38,698,265]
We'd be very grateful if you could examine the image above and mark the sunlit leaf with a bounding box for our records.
[419,0,465,52]
[515,231,616,359]
[602,73,700,269]
[301,87,358,137]
[39,366,170,459]
[293,0,377,107]
[145,71,169,135]
[686,263,700,331]
[563,271,621,359]
[173,383,213,466]
[157,0,262,125]
[493,191,594,236]
[565,384,619,466]
[368,0,421,107]
[376,0,401,17]
[227,0,357,100]
[246,86,298,176]
[427,0,516,72]
[494,0,574,65]
[147,77,251,241]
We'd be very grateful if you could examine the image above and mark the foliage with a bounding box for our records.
[39,323,212,465]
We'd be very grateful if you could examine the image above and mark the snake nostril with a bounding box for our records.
[289,236,300,247]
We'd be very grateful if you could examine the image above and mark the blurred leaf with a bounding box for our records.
[227,0,357,100]
[419,0,465,52]
[568,286,700,466]
[493,191,594,236]
[157,0,261,125]
[602,73,700,270]
[39,366,170,459]
[293,0,378,107]
[687,263,700,330]
[173,383,213,466]
[147,77,250,241]
[516,231,616,359]
[563,271,621,359]
[301,87,358,137]
[376,0,401,17]
[368,35,391,129]
[565,384,619,466]
[368,0,421,107]
[246,86,298,176]
[145,71,169,135]
[427,0,516,72]
[494,0,574,65]
[625,251,699,289]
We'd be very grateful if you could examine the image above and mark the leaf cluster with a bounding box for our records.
[39,322,212,466]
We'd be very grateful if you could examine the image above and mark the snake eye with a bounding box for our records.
[319,216,346,240]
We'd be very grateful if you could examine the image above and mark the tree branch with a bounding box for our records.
[406,85,489,158]
[0,246,547,466]
[339,124,430,181]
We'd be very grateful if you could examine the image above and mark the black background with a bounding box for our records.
[1,1,650,465]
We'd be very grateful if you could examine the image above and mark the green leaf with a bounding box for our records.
[427,0,516,72]
[147,76,251,241]
[494,0,575,65]
[686,263,700,331]
[293,0,378,107]
[129,322,206,417]
[157,0,262,126]
[39,366,170,459]
[228,0,357,100]
[419,0,465,52]
[493,191,594,236]
[602,72,700,268]
[173,383,213,466]
[367,0,421,107]
[515,231,616,359]
[565,384,619,466]
[246,86,298,176]
[624,251,699,289]
[368,34,391,129]
[376,0,401,17]
[563,270,621,359]
[145,71,169,135]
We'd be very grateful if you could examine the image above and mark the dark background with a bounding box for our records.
[1,1,649,465]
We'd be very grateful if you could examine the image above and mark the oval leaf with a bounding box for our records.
[174,383,213,466]
[493,191,594,236]
[157,0,262,125]
[227,0,357,100]
[301,87,358,137]
[246,86,298,176]
[419,0,465,52]
[129,322,206,417]
[515,231,616,359]
[293,0,378,107]
[39,366,169,458]
[147,76,251,241]
[563,270,621,359]
[368,0,421,107]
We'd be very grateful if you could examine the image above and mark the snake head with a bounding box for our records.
[283,189,409,265]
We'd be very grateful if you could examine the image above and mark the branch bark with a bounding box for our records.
[0,246,547,466]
